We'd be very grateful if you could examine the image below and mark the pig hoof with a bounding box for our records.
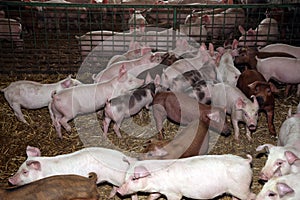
[157,130,165,139]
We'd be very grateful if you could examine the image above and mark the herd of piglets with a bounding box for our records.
[2,37,300,199]
[1,2,300,198]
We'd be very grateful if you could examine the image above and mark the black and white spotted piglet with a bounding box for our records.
[103,75,161,138]
[170,69,213,104]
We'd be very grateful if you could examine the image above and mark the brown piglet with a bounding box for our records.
[0,172,99,200]
[152,91,231,139]
[140,119,210,160]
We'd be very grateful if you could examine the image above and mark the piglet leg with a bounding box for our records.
[147,193,162,200]
[60,117,72,132]
[266,109,276,137]
[108,186,118,199]
[12,103,28,124]
[231,119,240,141]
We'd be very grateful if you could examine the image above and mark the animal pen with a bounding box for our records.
[0,2,299,74]
[0,1,300,200]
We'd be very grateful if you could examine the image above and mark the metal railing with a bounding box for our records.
[0,1,299,74]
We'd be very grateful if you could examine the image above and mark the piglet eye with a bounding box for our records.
[276,160,284,166]
[22,170,28,175]
[268,191,277,197]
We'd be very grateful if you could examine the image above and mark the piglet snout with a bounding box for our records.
[259,172,269,181]
[221,127,231,137]
[8,176,19,185]
[248,124,256,131]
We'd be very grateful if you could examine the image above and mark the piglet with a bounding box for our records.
[106,41,152,68]
[1,172,99,200]
[103,74,161,138]
[8,146,135,198]
[49,66,144,138]
[216,50,241,86]
[238,18,279,47]
[1,75,82,124]
[208,82,259,141]
[256,105,300,181]
[118,154,255,200]
[256,173,300,200]
[0,18,23,48]
[93,51,163,83]
[258,43,300,58]
[234,46,296,70]
[256,56,300,96]
[152,91,231,139]
[140,119,210,160]
[128,9,147,32]
[195,8,245,41]
[237,69,276,136]
[136,52,182,81]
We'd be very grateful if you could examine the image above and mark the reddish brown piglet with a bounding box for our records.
[0,173,99,200]
[237,69,276,137]
[141,120,209,160]
[152,91,231,139]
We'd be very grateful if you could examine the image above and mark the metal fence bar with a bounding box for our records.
[0,1,299,74]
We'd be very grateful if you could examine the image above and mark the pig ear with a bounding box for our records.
[207,111,220,123]
[285,151,299,165]
[152,146,168,157]
[200,43,207,51]
[256,144,274,152]
[61,76,72,88]
[118,65,128,81]
[235,97,246,110]
[247,81,259,91]
[247,28,255,36]
[26,146,41,157]
[181,39,189,49]
[277,183,295,198]
[238,25,246,35]
[231,49,239,57]
[248,81,269,91]
[202,15,210,24]
[129,40,140,50]
[216,47,225,55]
[134,166,151,179]
[145,72,153,84]
[232,39,239,50]
[175,38,182,47]
[129,8,135,15]
[208,43,214,57]
[154,74,161,86]
[138,47,151,56]
[26,160,41,171]
[141,47,151,56]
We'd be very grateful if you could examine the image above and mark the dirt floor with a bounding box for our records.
[0,72,299,199]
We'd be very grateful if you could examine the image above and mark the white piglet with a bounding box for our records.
[117,154,256,200]
[208,82,259,141]
[256,173,300,200]
[256,105,300,181]
[8,146,135,198]
[1,75,81,124]
[49,66,144,138]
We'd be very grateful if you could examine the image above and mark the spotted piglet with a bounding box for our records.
[103,74,161,138]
